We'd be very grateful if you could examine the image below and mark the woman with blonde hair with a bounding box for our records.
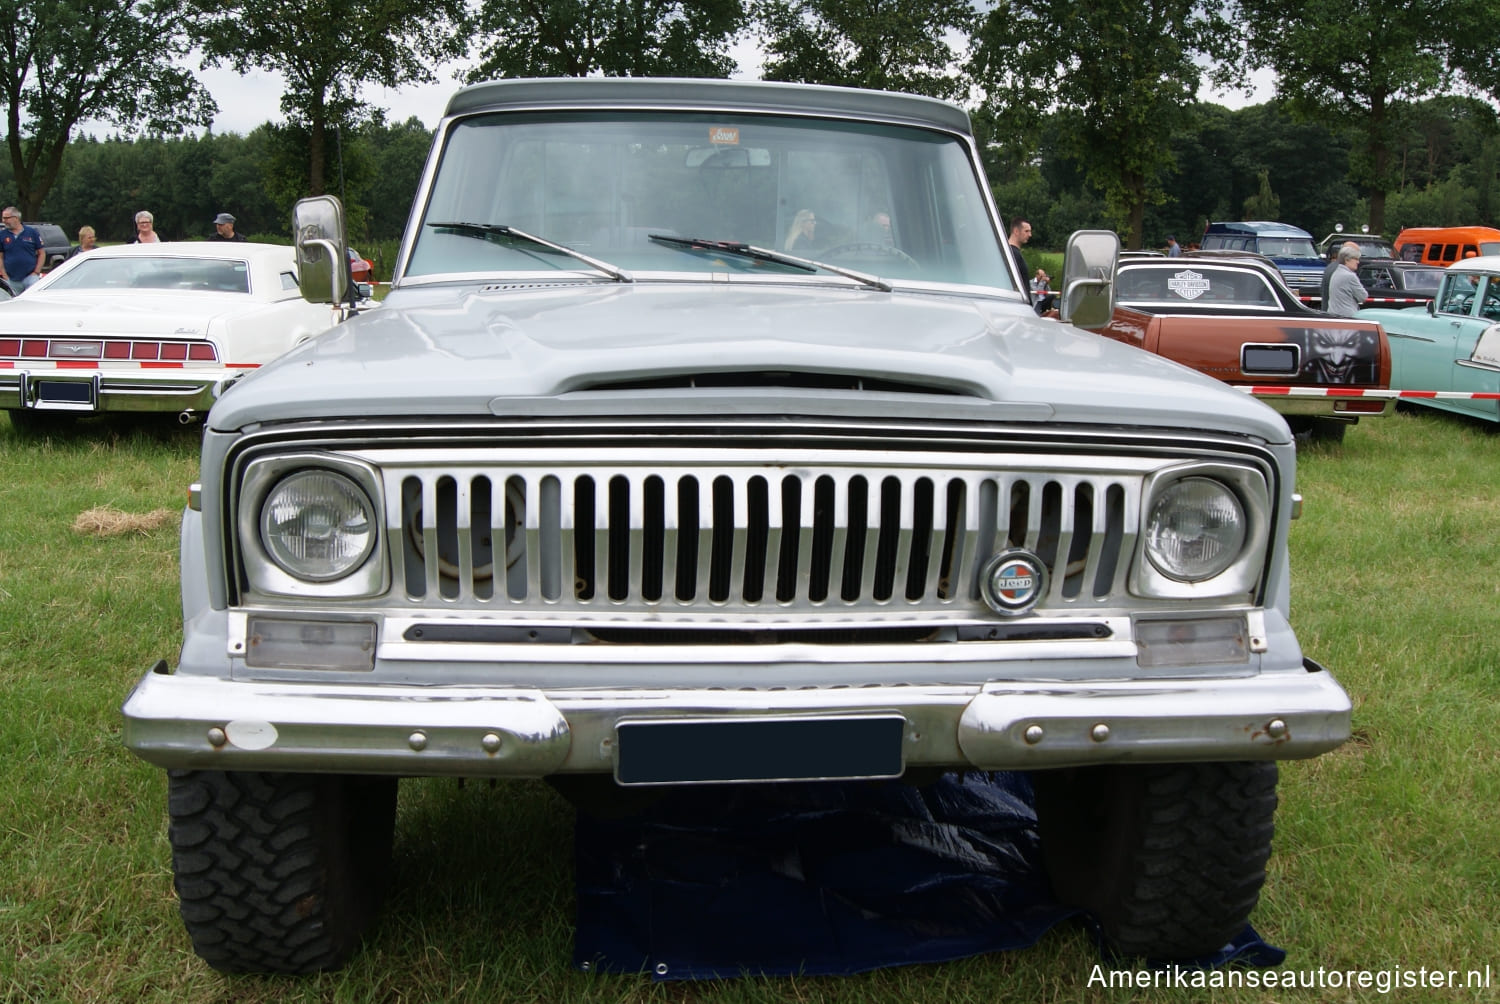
[66,225,98,260]
[784,209,817,251]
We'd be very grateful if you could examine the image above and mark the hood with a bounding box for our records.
[209,281,1291,443]
[0,290,257,338]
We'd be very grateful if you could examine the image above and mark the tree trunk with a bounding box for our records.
[309,115,326,196]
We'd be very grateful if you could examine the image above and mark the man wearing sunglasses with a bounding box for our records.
[0,207,44,291]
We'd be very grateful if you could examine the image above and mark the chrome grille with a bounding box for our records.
[384,462,1139,615]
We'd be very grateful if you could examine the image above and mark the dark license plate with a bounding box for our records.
[614,715,906,785]
[33,379,96,407]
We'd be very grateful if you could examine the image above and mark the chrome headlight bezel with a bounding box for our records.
[237,454,387,598]
[1133,463,1271,600]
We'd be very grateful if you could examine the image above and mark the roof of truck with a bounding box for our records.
[443,77,974,136]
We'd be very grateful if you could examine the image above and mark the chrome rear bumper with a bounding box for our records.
[0,368,234,416]
[122,660,1352,778]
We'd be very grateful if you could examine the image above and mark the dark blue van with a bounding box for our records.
[1200,221,1324,298]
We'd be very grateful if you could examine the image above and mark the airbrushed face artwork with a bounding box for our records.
[1290,327,1381,384]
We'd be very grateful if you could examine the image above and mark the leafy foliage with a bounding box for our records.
[189,0,466,195]
[466,0,744,80]
[754,0,978,100]
[1232,0,1466,232]
[0,0,213,217]
[969,0,1238,247]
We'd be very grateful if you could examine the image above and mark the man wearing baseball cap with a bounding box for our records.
[210,212,247,242]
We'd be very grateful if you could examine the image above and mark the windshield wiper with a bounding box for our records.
[647,235,892,292]
[426,222,632,282]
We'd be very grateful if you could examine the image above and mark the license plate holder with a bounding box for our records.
[614,715,906,786]
[27,375,98,411]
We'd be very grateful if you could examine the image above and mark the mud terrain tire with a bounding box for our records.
[167,770,397,973]
[1031,761,1277,960]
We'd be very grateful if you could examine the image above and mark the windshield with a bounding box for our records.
[1254,238,1318,259]
[408,110,1012,290]
[45,256,251,293]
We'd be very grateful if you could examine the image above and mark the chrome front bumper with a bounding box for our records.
[122,660,1352,779]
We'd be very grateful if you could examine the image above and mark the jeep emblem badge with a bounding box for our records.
[980,550,1048,616]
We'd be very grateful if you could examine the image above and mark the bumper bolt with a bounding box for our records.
[207,727,227,748]
[1023,724,1045,745]
[481,732,503,754]
[408,731,428,751]
[1266,719,1288,739]
[1090,723,1110,743]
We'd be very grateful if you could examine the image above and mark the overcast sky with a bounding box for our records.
[128,53,1276,138]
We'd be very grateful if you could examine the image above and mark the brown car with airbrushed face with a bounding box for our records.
[1097,252,1393,441]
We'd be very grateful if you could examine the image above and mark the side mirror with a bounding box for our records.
[1059,229,1120,329]
[292,195,349,305]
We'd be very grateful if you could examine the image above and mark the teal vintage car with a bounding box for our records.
[1359,255,1500,424]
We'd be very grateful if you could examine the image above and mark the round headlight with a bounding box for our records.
[1145,477,1246,581]
[260,470,376,581]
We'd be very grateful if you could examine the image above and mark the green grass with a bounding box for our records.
[1,407,1497,1002]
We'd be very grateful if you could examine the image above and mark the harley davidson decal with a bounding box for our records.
[1168,269,1211,300]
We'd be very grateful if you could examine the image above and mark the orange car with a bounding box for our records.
[1392,226,1500,266]
[1097,253,1392,441]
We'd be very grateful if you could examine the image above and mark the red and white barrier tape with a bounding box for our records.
[1297,296,1429,305]
[1238,386,1500,400]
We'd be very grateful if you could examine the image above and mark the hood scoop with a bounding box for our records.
[579,371,969,396]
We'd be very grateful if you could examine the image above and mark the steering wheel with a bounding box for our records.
[819,242,919,268]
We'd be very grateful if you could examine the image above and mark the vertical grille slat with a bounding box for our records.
[390,463,1138,613]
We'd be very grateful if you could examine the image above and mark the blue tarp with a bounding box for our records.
[573,771,1284,980]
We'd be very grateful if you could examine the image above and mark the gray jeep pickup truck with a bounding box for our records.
[122,77,1351,973]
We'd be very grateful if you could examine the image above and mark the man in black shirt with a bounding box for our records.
[210,212,248,242]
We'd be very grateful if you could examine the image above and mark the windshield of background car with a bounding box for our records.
[407,110,1012,290]
[1254,238,1318,258]
[1116,264,1281,309]
[43,256,252,293]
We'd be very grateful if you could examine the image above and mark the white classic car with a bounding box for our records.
[0,241,354,431]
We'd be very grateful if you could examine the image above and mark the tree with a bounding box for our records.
[0,0,213,218]
[364,117,434,241]
[753,0,979,101]
[190,0,467,197]
[1233,0,1452,234]
[970,0,1237,248]
[467,0,744,80]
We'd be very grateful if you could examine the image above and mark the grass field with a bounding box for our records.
[1,406,1496,1003]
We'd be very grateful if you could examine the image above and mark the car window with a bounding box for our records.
[409,110,1011,290]
[1400,268,1442,293]
[1116,265,1280,308]
[1360,266,1392,289]
[1481,279,1500,321]
[1482,242,1500,257]
[1254,238,1317,258]
[1437,273,1481,315]
[43,255,252,293]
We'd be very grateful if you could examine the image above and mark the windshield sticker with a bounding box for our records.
[709,126,740,145]
[1168,269,1210,300]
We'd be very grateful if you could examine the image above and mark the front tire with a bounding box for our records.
[167,770,398,973]
[1032,761,1277,960]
